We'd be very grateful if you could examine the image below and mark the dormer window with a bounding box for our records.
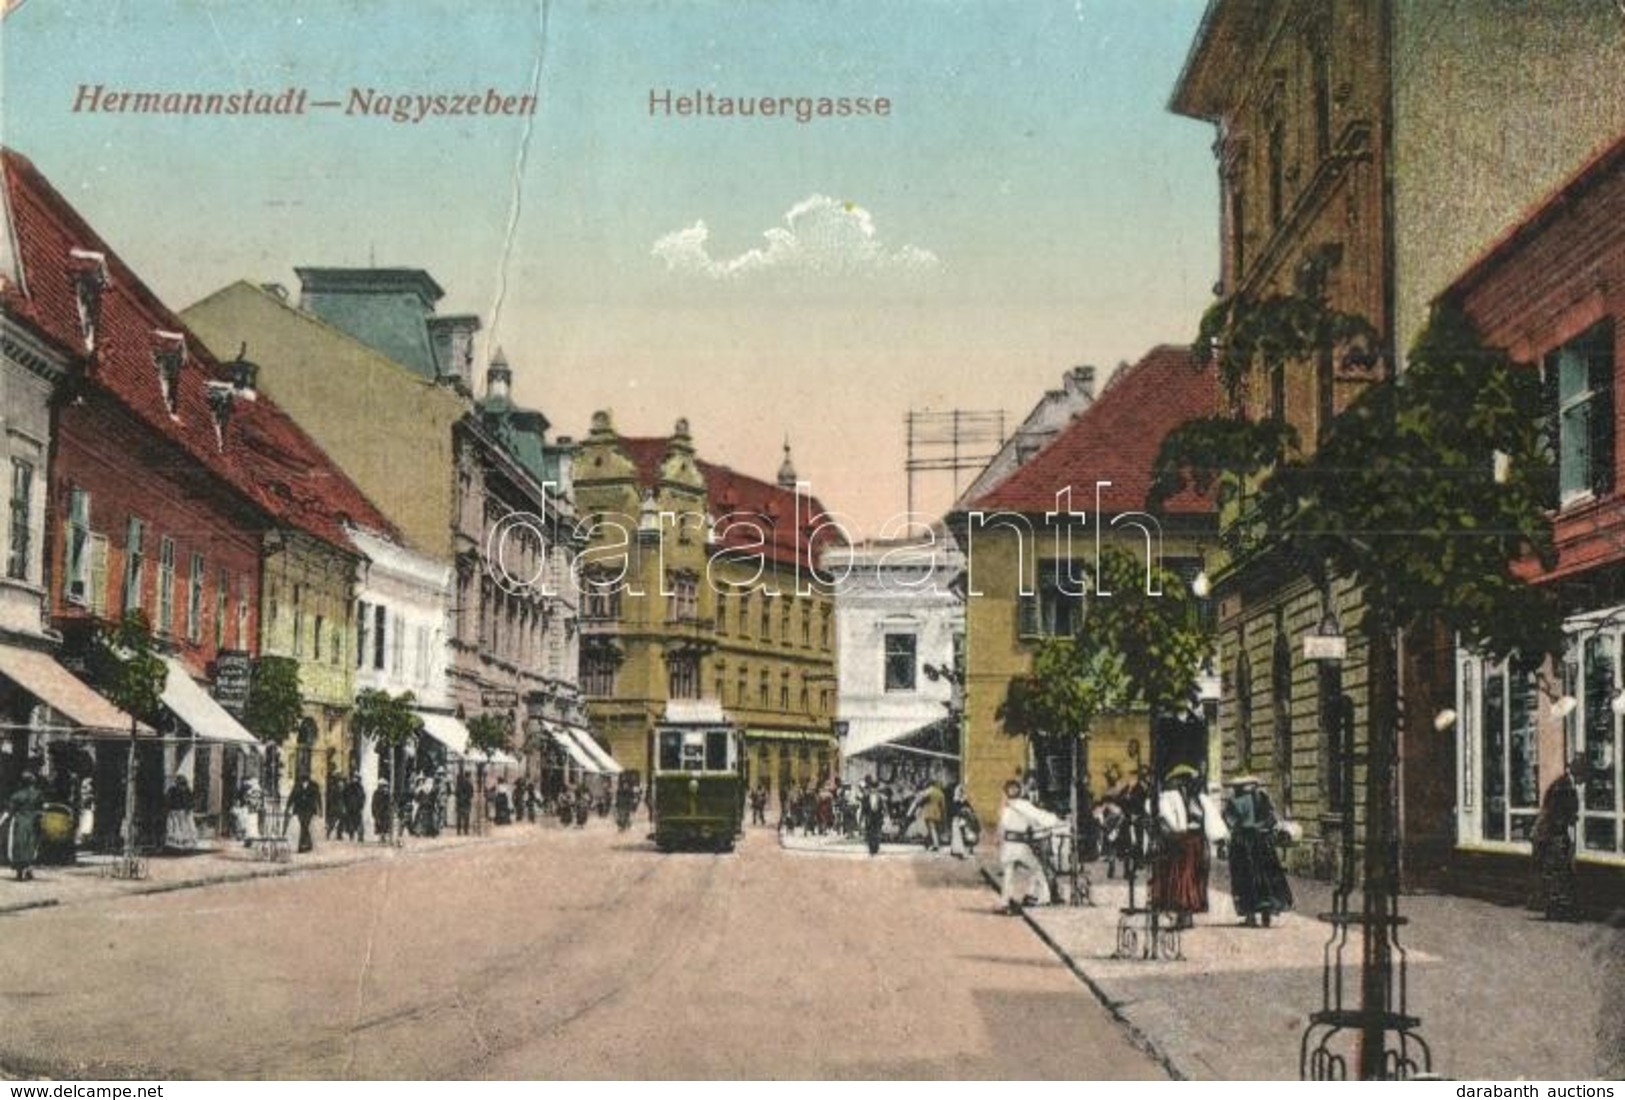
[205,380,236,450]
[153,330,187,416]
[229,343,260,400]
[67,249,108,352]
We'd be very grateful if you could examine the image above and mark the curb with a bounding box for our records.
[978,866,1188,1082]
[0,897,60,916]
[0,831,533,914]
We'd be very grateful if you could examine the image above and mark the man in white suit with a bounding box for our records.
[998,778,1062,914]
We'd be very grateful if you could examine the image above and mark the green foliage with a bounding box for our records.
[998,548,1213,745]
[1162,299,1564,661]
[91,611,167,725]
[352,688,422,748]
[1151,416,1301,509]
[466,712,514,759]
[1196,292,1379,399]
[242,655,303,743]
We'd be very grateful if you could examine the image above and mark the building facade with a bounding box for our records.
[824,535,964,788]
[573,415,839,801]
[951,347,1219,820]
[1171,0,1391,881]
[1435,136,1625,915]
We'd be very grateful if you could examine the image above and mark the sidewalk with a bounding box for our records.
[985,859,1623,1080]
[0,822,549,914]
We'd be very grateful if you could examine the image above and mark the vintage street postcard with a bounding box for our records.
[0,0,1622,1086]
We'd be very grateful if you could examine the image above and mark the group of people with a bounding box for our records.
[764,776,979,858]
[997,766,1296,925]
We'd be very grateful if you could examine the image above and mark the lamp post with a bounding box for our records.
[1300,595,1431,1079]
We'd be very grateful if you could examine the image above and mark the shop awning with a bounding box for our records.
[744,728,837,745]
[417,711,521,767]
[568,726,622,775]
[847,715,958,761]
[160,657,260,747]
[547,723,601,773]
[0,642,147,734]
[416,710,470,756]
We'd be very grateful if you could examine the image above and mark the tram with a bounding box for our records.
[650,700,744,852]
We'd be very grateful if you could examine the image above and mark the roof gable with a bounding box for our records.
[965,345,1220,517]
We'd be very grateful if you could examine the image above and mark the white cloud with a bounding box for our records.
[651,194,939,282]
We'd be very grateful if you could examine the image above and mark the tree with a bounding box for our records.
[91,611,167,876]
[1155,299,1563,663]
[998,546,1213,840]
[1152,296,1563,1081]
[466,712,514,761]
[351,688,422,843]
[243,655,303,744]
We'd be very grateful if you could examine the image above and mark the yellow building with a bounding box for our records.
[949,347,1219,820]
[573,414,839,802]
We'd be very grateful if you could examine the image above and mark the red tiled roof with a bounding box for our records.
[1,148,398,551]
[615,436,840,571]
[966,345,1220,516]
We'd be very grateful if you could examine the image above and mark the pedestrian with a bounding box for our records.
[164,774,198,850]
[1151,765,1217,928]
[494,778,513,826]
[1531,753,1590,921]
[455,771,474,835]
[324,774,344,839]
[371,779,394,841]
[4,771,43,881]
[949,782,978,859]
[289,776,321,853]
[920,779,946,851]
[997,778,1062,913]
[414,773,439,837]
[750,783,768,826]
[573,786,590,828]
[860,777,886,856]
[1222,776,1292,927]
[343,775,366,841]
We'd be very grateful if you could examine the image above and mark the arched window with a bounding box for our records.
[1234,649,1253,771]
[1272,622,1294,810]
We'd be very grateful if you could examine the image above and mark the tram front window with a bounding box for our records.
[706,730,730,771]
[658,730,683,772]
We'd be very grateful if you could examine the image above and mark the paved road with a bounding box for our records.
[0,823,1167,1080]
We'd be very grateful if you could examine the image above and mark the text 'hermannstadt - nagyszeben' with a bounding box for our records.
[69,85,539,123]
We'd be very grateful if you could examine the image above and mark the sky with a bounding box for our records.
[1,0,1218,533]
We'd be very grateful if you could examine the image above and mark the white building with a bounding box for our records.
[825,534,965,786]
[347,525,455,806]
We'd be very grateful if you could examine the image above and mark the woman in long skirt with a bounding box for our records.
[5,772,43,880]
[1223,776,1293,926]
[1150,770,1211,924]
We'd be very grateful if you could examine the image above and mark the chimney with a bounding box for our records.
[1066,365,1096,401]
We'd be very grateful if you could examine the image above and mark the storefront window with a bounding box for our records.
[1581,634,1620,853]
[1463,656,1541,844]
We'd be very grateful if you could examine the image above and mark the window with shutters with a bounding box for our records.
[6,459,33,582]
[87,533,109,616]
[65,488,91,604]
[1017,560,1086,640]
[356,600,370,669]
[187,552,204,643]
[215,569,228,649]
[123,517,146,615]
[157,536,175,634]
[1547,320,1614,507]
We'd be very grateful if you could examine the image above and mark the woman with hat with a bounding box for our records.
[1151,765,1219,928]
[1222,775,1293,927]
[4,771,43,880]
[1530,753,1590,921]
